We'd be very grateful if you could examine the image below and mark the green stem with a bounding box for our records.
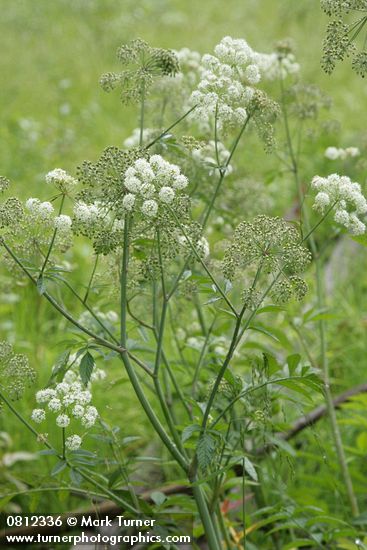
[191,481,222,550]
[83,254,99,304]
[118,219,188,471]
[62,427,66,460]
[201,261,264,430]
[139,80,146,147]
[145,105,198,149]
[39,194,65,277]
[201,116,251,229]
[279,73,359,517]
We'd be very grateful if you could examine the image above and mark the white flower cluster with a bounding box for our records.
[312,173,367,235]
[54,214,72,233]
[73,201,102,226]
[25,198,73,236]
[45,168,77,192]
[31,370,100,450]
[324,146,360,160]
[25,198,54,223]
[190,36,261,130]
[254,51,300,81]
[192,141,233,177]
[175,47,202,87]
[122,155,188,217]
[73,201,124,232]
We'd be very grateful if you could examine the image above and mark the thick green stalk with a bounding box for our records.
[191,481,222,550]
[119,218,188,471]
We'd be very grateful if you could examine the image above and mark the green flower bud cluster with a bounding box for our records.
[0,341,36,401]
[0,198,23,229]
[222,215,311,304]
[286,83,331,121]
[321,1,367,76]
[247,90,280,152]
[0,176,10,194]
[100,38,179,104]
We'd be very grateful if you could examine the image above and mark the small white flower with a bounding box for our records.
[55,382,70,395]
[334,209,350,225]
[125,175,142,193]
[140,183,155,198]
[77,390,92,405]
[141,200,158,217]
[122,193,136,211]
[314,191,331,210]
[172,174,188,190]
[56,414,70,428]
[158,186,175,204]
[72,404,85,418]
[196,236,210,258]
[45,168,77,191]
[38,202,54,218]
[36,389,57,403]
[31,409,46,423]
[346,147,360,157]
[54,214,72,232]
[81,406,98,428]
[65,434,82,450]
[325,146,340,160]
[48,398,62,412]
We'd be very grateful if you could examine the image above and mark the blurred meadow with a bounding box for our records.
[1,0,367,544]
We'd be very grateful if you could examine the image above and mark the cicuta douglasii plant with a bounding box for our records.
[1,34,367,549]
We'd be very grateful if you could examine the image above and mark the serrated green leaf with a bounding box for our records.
[79,351,95,386]
[182,424,201,443]
[197,433,216,471]
[47,350,70,385]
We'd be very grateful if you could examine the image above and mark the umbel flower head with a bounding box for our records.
[0,341,36,401]
[190,36,262,131]
[121,155,189,217]
[100,38,179,103]
[74,148,204,261]
[320,1,367,77]
[31,363,101,451]
[254,39,300,81]
[45,168,77,193]
[222,215,311,304]
[312,173,367,234]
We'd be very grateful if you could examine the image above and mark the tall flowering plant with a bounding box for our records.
[1,35,366,548]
